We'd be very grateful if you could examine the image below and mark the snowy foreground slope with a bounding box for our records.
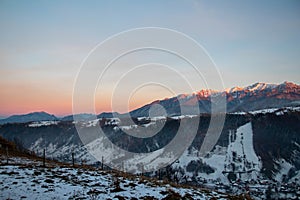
[0,156,235,200]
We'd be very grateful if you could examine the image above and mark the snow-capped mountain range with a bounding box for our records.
[0,81,299,124]
[130,81,300,117]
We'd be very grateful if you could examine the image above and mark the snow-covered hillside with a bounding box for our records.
[0,156,230,200]
[172,122,261,183]
[1,110,300,199]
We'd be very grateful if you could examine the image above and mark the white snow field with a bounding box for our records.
[173,122,262,183]
[0,156,230,200]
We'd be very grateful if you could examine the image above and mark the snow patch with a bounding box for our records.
[28,121,58,127]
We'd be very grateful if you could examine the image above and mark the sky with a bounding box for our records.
[0,0,299,117]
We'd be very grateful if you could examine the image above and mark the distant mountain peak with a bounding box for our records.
[196,89,219,96]
[225,86,244,93]
[0,111,58,125]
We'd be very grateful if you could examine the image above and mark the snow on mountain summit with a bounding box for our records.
[183,81,300,101]
[243,82,277,92]
[128,81,300,117]
[225,81,300,94]
[224,82,281,94]
[225,86,244,94]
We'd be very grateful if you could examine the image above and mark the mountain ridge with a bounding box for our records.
[129,81,300,117]
[0,111,58,125]
[1,81,299,123]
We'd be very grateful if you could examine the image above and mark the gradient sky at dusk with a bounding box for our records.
[0,0,300,116]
